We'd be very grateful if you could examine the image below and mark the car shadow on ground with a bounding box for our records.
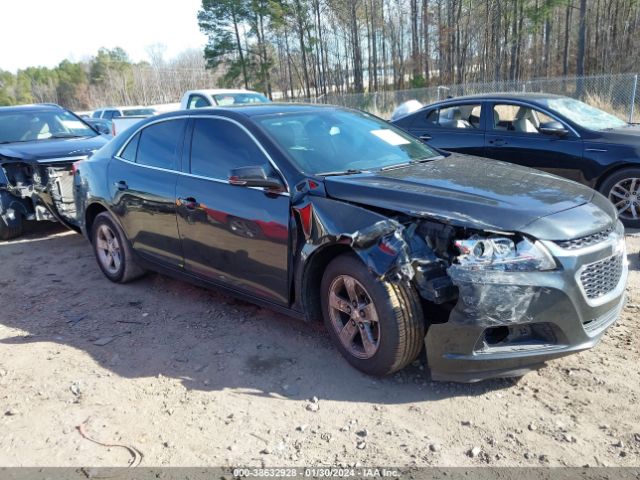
[5,219,70,240]
[8,223,627,406]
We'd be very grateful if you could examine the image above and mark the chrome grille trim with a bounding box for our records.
[555,225,615,250]
[579,254,624,300]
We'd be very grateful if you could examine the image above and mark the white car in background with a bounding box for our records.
[91,106,158,121]
[107,90,271,136]
[180,89,271,109]
[90,106,160,137]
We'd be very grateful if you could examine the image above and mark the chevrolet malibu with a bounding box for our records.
[392,93,640,228]
[75,105,628,382]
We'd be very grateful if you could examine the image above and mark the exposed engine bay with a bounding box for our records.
[0,160,78,226]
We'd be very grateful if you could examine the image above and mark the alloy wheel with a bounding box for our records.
[96,224,122,275]
[609,177,640,221]
[328,275,381,359]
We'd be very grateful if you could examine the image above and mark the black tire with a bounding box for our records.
[599,167,640,228]
[320,253,425,376]
[91,212,146,283]
[0,213,23,241]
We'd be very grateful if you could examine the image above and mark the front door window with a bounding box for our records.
[492,104,559,134]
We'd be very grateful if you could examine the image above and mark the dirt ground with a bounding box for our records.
[0,221,639,468]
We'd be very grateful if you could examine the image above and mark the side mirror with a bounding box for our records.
[539,121,569,137]
[229,165,284,191]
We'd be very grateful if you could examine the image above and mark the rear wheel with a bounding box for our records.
[0,212,23,241]
[600,168,640,228]
[321,253,425,376]
[91,212,145,283]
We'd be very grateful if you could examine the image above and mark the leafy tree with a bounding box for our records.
[90,47,131,84]
[199,0,250,88]
[56,60,89,109]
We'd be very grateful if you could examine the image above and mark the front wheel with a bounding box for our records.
[0,211,23,241]
[320,253,425,376]
[599,168,640,228]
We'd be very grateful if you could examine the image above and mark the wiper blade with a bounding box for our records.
[47,134,90,139]
[317,168,369,177]
[380,156,439,171]
[0,139,33,144]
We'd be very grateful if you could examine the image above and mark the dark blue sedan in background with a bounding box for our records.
[392,93,640,227]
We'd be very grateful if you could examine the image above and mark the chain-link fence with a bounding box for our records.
[302,73,640,122]
[83,70,638,122]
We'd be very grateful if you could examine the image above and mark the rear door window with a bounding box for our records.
[433,104,482,129]
[136,120,186,171]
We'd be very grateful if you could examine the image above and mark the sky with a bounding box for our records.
[0,0,208,72]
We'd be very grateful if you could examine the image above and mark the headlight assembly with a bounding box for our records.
[453,236,556,272]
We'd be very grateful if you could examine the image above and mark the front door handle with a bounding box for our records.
[178,197,198,210]
[489,138,507,146]
[115,180,128,191]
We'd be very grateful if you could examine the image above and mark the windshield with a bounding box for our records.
[256,110,440,175]
[213,93,271,106]
[540,97,628,131]
[122,108,157,117]
[0,109,97,143]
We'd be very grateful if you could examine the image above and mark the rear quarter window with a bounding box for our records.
[120,132,140,162]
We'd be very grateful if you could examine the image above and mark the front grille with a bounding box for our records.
[579,254,624,300]
[556,225,615,250]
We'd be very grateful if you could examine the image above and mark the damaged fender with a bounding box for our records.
[292,195,413,279]
[291,193,453,319]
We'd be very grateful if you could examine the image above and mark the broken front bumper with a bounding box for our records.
[425,228,628,383]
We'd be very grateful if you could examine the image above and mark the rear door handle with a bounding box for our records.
[178,197,198,210]
[489,138,507,146]
[115,180,128,191]
[419,134,432,141]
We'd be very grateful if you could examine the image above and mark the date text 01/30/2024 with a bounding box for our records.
[232,467,401,478]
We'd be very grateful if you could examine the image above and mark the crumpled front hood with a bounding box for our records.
[0,136,109,163]
[324,155,614,239]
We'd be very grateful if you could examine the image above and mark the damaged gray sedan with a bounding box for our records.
[75,105,628,382]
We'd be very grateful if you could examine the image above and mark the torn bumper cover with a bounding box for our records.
[293,193,627,382]
[426,229,628,382]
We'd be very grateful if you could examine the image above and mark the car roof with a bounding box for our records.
[95,106,156,111]
[0,103,64,113]
[185,89,265,96]
[181,102,349,118]
[434,92,566,105]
